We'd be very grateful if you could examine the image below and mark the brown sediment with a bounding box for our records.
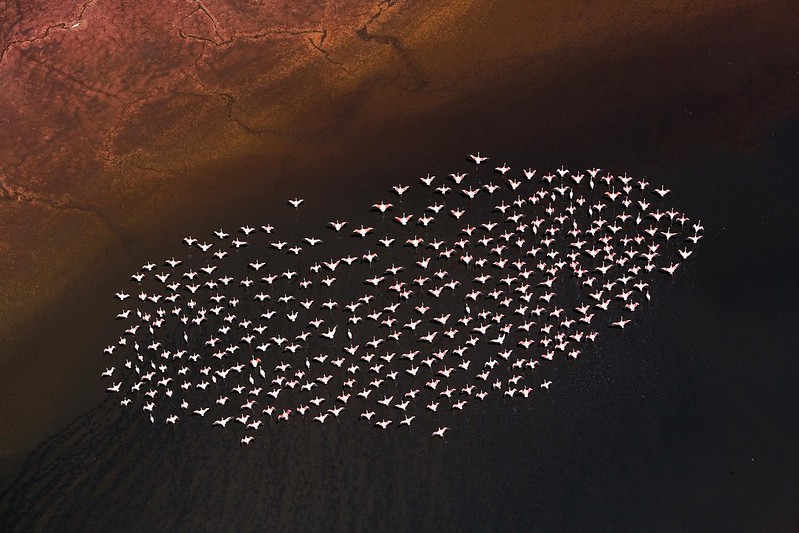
[1,0,798,470]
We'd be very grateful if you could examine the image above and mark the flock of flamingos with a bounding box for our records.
[102,154,702,444]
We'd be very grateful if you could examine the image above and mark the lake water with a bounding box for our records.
[3,119,799,531]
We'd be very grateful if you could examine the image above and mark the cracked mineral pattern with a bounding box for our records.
[103,161,701,441]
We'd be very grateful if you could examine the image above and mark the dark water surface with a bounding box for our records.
[2,120,799,531]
